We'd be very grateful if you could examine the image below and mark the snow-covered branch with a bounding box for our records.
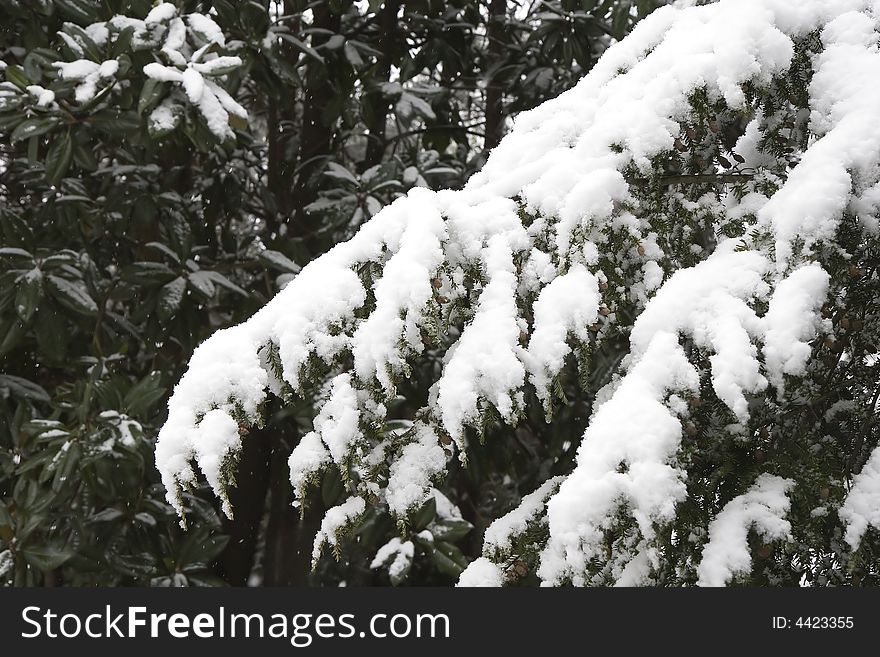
[156,0,880,585]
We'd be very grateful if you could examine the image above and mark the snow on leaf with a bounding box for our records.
[145,2,177,25]
[186,13,226,46]
[191,56,243,76]
[370,537,414,585]
[53,59,119,103]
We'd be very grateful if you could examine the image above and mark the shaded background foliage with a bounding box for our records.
[0,0,664,586]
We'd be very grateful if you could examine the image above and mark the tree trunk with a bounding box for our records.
[483,0,508,151]
[216,427,272,586]
[262,432,324,585]
[288,4,343,256]
[363,0,401,169]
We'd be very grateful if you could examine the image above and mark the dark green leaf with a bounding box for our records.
[123,372,166,417]
[71,138,98,170]
[145,241,181,264]
[324,162,359,186]
[46,274,97,315]
[258,249,300,274]
[34,306,69,361]
[51,441,81,492]
[3,64,29,90]
[277,33,325,64]
[238,1,270,34]
[203,270,248,297]
[11,116,60,143]
[429,517,473,543]
[0,374,50,403]
[138,79,167,115]
[22,545,74,572]
[0,317,27,357]
[157,276,186,321]
[45,131,73,186]
[177,531,230,567]
[133,512,157,527]
[0,247,35,264]
[411,495,436,532]
[55,0,101,28]
[14,269,43,322]
[431,544,465,578]
[89,508,125,522]
[88,109,141,135]
[343,42,364,68]
[111,26,135,59]
[187,271,216,300]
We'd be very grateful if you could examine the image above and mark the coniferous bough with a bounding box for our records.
[157,0,880,586]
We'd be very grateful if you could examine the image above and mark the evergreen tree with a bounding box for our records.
[157,0,880,587]
[1,0,660,586]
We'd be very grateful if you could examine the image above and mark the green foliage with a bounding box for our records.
[0,0,660,587]
[0,0,263,586]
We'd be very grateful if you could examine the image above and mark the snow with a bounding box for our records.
[181,67,204,104]
[839,446,880,549]
[538,330,700,585]
[98,60,119,78]
[192,56,243,75]
[145,2,177,25]
[288,431,330,497]
[153,0,880,575]
[143,54,247,139]
[482,476,564,559]
[521,265,600,405]
[613,543,656,587]
[149,99,180,132]
[370,537,414,581]
[57,31,84,56]
[84,22,109,46]
[26,85,55,107]
[436,233,525,445]
[98,410,141,447]
[162,19,187,61]
[762,264,830,394]
[312,496,366,564]
[190,409,241,517]
[156,324,268,517]
[628,245,770,423]
[431,489,462,521]
[457,557,504,587]
[205,80,247,119]
[143,62,182,83]
[385,423,448,517]
[187,13,226,46]
[311,374,362,464]
[350,188,446,391]
[53,59,119,103]
[697,474,794,587]
[756,12,880,270]
[0,550,12,578]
